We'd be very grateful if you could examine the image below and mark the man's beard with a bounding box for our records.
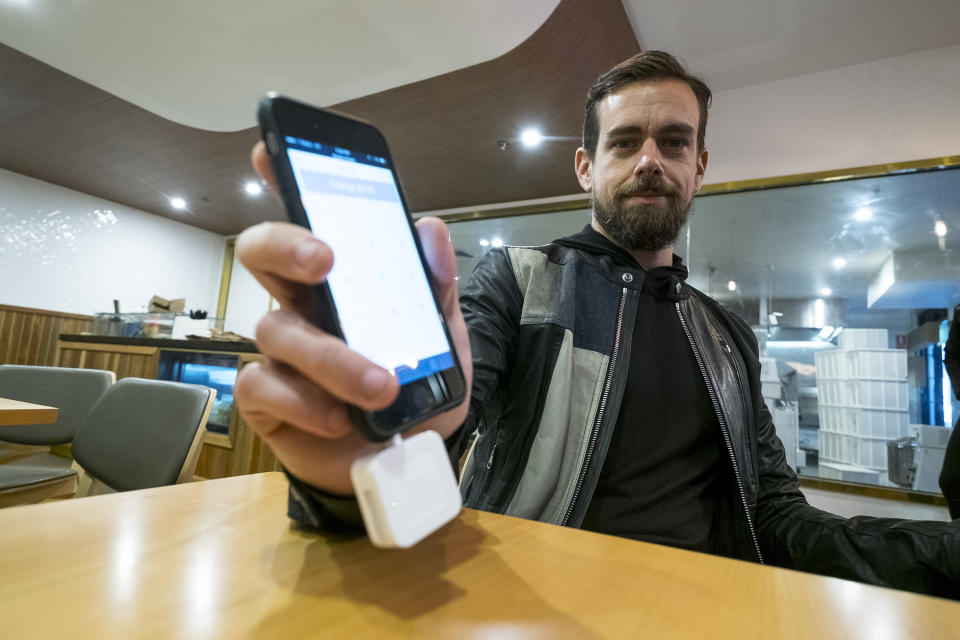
[592,176,693,252]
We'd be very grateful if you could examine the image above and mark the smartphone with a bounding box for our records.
[258,95,466,441]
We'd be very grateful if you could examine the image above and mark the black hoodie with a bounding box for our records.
[558,226,726,552]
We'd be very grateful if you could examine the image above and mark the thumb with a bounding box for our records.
[415,216,459,313]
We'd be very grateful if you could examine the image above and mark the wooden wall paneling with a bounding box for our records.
[57,342,159,380]
[0,305,93,366]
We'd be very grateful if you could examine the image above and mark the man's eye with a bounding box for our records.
[613,139,633,149]
[664,138,688,149]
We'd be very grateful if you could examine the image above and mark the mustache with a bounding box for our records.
[615,177,675,198]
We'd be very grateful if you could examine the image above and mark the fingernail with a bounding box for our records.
[296,241,322,267]
[361,368,392,397]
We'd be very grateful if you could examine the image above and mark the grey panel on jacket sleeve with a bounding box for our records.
[505,329,608,524]
[508,247,565,326]
[508,246,616,354]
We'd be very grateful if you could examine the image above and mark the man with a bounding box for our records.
[235,51,960,597]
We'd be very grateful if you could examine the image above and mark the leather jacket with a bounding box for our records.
[449,226,960,598]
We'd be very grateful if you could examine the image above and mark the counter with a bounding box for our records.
[58,333,259,353]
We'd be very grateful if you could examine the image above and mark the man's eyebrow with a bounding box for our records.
[604,122,695,138]
[660,122,696,137]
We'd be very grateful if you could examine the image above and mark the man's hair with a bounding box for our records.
[582,50,712,156]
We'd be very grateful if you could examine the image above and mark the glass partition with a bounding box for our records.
[446,161,960,496]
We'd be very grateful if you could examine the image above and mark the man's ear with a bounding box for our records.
[575,147,593,192]
[693,148,709,193]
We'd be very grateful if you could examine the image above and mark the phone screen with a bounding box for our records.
[284,136,454,385]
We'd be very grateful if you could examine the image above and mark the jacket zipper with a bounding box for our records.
[561,286,628,527]
[676,302,765,564]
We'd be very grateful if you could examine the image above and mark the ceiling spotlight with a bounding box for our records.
[170,197,187,210]
[832,257,847,269]
[491,237,505,248]
[934,220,948,237]
[520,128,543,148]
[820,287,832,296]
[727,280,737,291]
[853,207,873,221]
[479,239,490,247]
[244,181,263,196]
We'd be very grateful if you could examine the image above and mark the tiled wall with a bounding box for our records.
[0,168,225,317]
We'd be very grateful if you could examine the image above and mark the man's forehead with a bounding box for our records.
[597,79,699,133]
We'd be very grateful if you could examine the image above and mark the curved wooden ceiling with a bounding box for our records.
[0,0,639,235]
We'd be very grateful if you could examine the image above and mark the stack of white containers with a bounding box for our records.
[759,357,802,469]
[814,328,908,484]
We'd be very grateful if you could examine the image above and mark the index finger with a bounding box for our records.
[236,222,333,295]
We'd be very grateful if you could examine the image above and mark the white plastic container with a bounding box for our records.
[817,406,907,438]
[841,349,907,380]
[818,460,881,485]
[814,349,843,379]
[818,379,908,411]
[814,348,907,381]
[838,328,889,350]
[819,429,893,469]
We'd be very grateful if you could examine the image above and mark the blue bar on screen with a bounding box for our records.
[394,352,455,384]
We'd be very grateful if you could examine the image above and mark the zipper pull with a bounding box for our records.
[487,441,498,469]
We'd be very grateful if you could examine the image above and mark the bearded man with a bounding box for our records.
[235,51,960,598]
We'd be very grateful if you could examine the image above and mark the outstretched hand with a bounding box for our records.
[233,142,473,494]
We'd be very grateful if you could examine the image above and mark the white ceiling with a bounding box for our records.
[0,0,561,131]
[2,0,959,132]
[624,0,960,91]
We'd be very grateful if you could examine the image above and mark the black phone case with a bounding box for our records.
[257,96,465,441]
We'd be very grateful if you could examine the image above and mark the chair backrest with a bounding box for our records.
[0,365,115,445]
[71,378,215,492]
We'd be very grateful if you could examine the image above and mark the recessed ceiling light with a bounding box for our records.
[853,207,873,221]
[245,181,263,196]
[934,220,948,237]
[479,239,490,247]
[832,257,847,269]
[820,287,832,296]
[170,197,187,210]
[491,237,505,248]
[520,128,543,148]
[727,280,736,291]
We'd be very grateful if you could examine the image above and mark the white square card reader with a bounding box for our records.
[350,430,462,548]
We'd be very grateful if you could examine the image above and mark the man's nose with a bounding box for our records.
[633,139,664,176]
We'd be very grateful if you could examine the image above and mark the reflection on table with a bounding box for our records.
[1,472,958,638]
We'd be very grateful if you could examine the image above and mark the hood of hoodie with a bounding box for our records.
[552,224,689,300]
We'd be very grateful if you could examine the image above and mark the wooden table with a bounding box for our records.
[1,473,957,639]
[0,397,58,426]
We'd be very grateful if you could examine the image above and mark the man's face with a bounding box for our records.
[575,79,708,252]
